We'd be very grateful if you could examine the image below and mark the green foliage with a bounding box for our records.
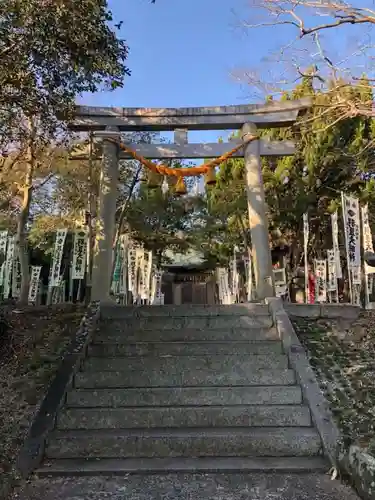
[0,0,129,145]
[125,181,195,259]
[195,77,375,268]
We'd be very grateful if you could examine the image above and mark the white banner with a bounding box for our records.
[362,204,374,253]
[151,270,163,304]
[72,230,88,279]
[314,259,327,303]
[0,230,8,261]
[327,250,338,292]
[244,256,252,302]
[0,231,8,287]
[230,254,239,302]
[49,229,68,286]
[331,212,342,279]
[342,194,361,268]
[217,267,232,305]
[12,246,21,298]
[141,251,153,302]
[135,248,144,302]
[118,235,129,295]
[127,247,137,294]
[0,262,5,287]
[3,236,15,298]
[28,266,42,303]
[303,213,309,303]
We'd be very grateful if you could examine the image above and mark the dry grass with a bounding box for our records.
[0,304,84,499]
[292,312,375,455]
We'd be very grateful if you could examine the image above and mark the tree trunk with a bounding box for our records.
[110,165,142,283]
[16,125,35,305]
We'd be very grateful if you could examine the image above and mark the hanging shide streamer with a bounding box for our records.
[28,266,42,304]
[303,213,309,303]
[327,250,338,294]
[72,230,88,280]
[4,236,15,299]
[49,229,68,287]
[331,212,342,279]
[314,259,327,303]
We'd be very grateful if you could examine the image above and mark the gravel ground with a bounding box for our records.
[291,312,375,455]
[10,472,361,500]
[0,304,84,499]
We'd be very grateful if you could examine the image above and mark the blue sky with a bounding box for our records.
[80,0,289,142]
[81,0,270,109]
[80,0,374,142]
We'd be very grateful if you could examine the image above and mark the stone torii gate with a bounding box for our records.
[68,99,310,302]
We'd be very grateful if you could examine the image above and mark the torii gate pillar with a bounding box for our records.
[242,122,275,300]
[91,127,120,302]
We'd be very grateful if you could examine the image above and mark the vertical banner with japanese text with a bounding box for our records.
[4,236,15,299]
[127,247,137,296]
[303,213,309,303]
[361,204,375,307]
[72,230,88,280]
[342,193,361,304]
[0,230,8,287]
[327,249,338,294]
[331,211,342,279]
[28,266,42,303]
[314,259,327,303]
[49,229,68,287]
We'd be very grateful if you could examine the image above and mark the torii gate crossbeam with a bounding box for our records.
[68,99,311,302]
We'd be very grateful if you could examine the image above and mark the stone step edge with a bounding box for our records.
[49,427,318,439]
[37,456,329,476]
[91,340,282,345]
[61,403,308,410]
[83,354,289,367]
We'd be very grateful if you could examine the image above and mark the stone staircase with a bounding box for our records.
[38,303,328,476]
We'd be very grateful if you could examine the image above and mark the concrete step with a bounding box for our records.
[66,385,303,407]
[57,405,311,430]
[100,303,269,319]
[88,340,283,357]
[74,368,296,388]
[45,427,322,459]
[100,315,273,331]
[83,354,289,373]
[95,327,279,343]
[37,456,329,476]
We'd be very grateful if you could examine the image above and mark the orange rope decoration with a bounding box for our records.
[107,135,259,177]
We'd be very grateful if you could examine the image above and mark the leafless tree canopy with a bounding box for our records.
[240,1,375,117]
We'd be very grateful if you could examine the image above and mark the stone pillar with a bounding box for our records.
[91,128,120,302]
[241,122,275,299]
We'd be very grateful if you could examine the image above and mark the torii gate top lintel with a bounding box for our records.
[69,97,311,132]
